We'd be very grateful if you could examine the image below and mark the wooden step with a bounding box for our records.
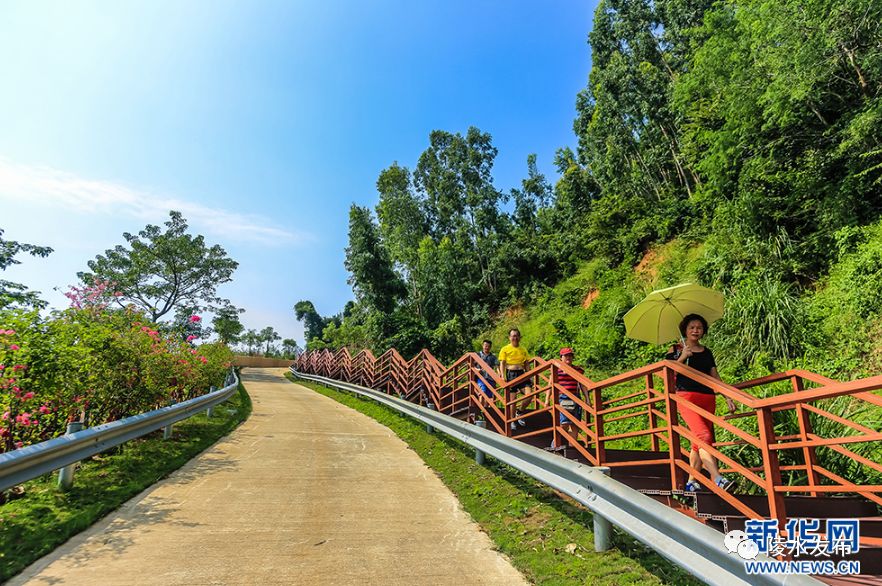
[693,493,878,519]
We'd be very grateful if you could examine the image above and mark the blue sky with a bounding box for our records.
[0,0,595,344]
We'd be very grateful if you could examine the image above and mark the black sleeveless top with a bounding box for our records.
[666,347,717,394]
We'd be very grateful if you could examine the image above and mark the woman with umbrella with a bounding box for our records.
[624,284,737,492]
[666,313,736,492]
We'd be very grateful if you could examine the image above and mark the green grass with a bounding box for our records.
[285,373,703,586]
[0,378,252,582]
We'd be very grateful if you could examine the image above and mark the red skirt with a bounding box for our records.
[677,391,716,452]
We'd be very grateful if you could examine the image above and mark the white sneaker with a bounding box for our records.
[515,411,527,427]
[510,422,518,432]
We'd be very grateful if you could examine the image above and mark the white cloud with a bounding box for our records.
[0,157,311,247]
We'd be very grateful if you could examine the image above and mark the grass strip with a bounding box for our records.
[285,373,703,586]
[0,378,252,582]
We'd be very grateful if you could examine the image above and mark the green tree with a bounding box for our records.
[241,329,261,356]
[569,0,712,263]
[376,163,427,274]
[259,326,281,355]
[294,300,327,343]
[344,205,405,314]
[212,305,245,345]
[677,0,882,282]
[281,338,300,358]
[78,211,238,321]
[414,127,505,294]
[0,229,52,309]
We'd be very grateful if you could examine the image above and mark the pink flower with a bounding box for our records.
[141,326,150,332]
[9,344,19,351]
[22,391,34,400]
[14,441,23,449]
[1,411,8,420]
[186,335,197,342]
[39,405,50,414]
[13,364,25,371]
[188,315,201,323]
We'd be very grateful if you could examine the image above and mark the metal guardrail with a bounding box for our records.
[0,369,240,493]
[290,368,822,586]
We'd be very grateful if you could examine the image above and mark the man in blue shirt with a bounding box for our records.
[476,339,498,399]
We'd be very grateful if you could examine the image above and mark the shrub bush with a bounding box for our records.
[0,302,233,453]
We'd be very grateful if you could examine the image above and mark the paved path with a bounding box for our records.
[12,368,527,586]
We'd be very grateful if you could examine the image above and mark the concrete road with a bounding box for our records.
[11,368,528,586]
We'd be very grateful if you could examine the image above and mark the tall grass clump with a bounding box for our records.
[709,274,805,379]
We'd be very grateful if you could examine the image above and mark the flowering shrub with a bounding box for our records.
[0,298,233,453]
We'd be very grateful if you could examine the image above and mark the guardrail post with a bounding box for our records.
[163,422,174,439]
[57,421,84,490]
[594,466,612,552]
[206,386,217,417]
[425,402,435,433]
[475,420,486,465]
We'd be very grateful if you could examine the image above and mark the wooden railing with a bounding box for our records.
[294,347,882,546]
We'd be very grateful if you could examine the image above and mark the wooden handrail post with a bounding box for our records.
[663,366,684,491]
[757,406,787,529]
[791,376,820,497]
[504,381,513,438]
[468,358,476,422]
[551,366,561,450]
[646,373,659,452]
[592,384,605,465]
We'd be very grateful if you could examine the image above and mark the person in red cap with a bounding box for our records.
[553,347,584,450]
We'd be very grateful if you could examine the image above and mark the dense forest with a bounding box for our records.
[297,0,882,383]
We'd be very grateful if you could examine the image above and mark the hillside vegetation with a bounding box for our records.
[298,0,882,390]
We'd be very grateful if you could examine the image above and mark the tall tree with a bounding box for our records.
[241,329,261,356]
[294,300,327,343]
[0,229,53,309]
[677,0,882,282]
[344,205,405,314]
[281,338,300,358]
[259,326,281,355]
[413,127,505,294]
[569,0,714,262]
[375,163,427,274]
[78,211,238,321]
[212,305,245,345]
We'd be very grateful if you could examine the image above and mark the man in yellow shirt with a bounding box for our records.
[498,328,532,431]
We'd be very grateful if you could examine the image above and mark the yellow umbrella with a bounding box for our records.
[623,283,724,345]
